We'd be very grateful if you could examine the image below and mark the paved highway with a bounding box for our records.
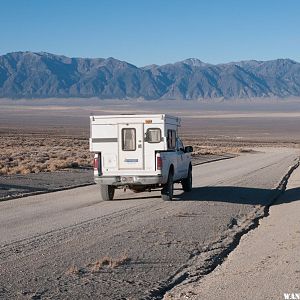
[0,148,298,300]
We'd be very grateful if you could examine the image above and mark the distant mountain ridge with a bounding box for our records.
[0,51,300,100]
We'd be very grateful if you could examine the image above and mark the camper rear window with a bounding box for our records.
[122,128,136,151]
[146,128,161,143]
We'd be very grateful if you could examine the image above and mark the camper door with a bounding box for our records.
[118,123,144,169]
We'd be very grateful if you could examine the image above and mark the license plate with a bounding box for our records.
[121,176,134,183]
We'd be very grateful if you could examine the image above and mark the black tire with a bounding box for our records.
[161,171,174,201]
[182,166,192,192]
[100,185,115,201]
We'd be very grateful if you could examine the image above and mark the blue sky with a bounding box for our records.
[1,0,299,66]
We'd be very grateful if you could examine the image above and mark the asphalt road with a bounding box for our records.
[0,148,298,300]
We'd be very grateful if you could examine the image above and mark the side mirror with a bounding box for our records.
[184,146,193,153]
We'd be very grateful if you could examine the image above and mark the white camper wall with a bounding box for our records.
[89,114,181,175]
[90,124,118,152]
[144,123,165,171]
[90,123,119,172]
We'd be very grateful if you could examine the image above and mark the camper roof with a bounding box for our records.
[90,114,181,126]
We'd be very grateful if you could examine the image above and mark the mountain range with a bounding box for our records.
[0,51,300,100]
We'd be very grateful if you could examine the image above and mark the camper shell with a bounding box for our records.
[90,114,193,200]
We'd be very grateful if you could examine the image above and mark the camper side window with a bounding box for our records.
[145,128,161,143]
[122,128,136,151]
[167,130,176,150]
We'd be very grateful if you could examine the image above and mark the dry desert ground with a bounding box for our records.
[1,99,300,175]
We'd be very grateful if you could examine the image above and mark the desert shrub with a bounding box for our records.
[0,133,92,175]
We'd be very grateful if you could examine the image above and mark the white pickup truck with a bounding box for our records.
[89,114,193,201]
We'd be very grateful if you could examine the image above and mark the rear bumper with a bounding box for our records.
[94,175,164,186]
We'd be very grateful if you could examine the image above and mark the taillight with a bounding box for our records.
[157,156,162,170]
[94,153,101,174]
[93,157,98,170]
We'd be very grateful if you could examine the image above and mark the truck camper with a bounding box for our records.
[90,114,193,201]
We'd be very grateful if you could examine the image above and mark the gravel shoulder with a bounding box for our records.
[167,156,300,300]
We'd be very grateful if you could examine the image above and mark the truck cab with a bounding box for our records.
[90,114,193,201]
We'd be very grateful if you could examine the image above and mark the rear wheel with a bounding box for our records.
[100,185,115,201]
[182,166,192,192]
[161,171,174,201]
